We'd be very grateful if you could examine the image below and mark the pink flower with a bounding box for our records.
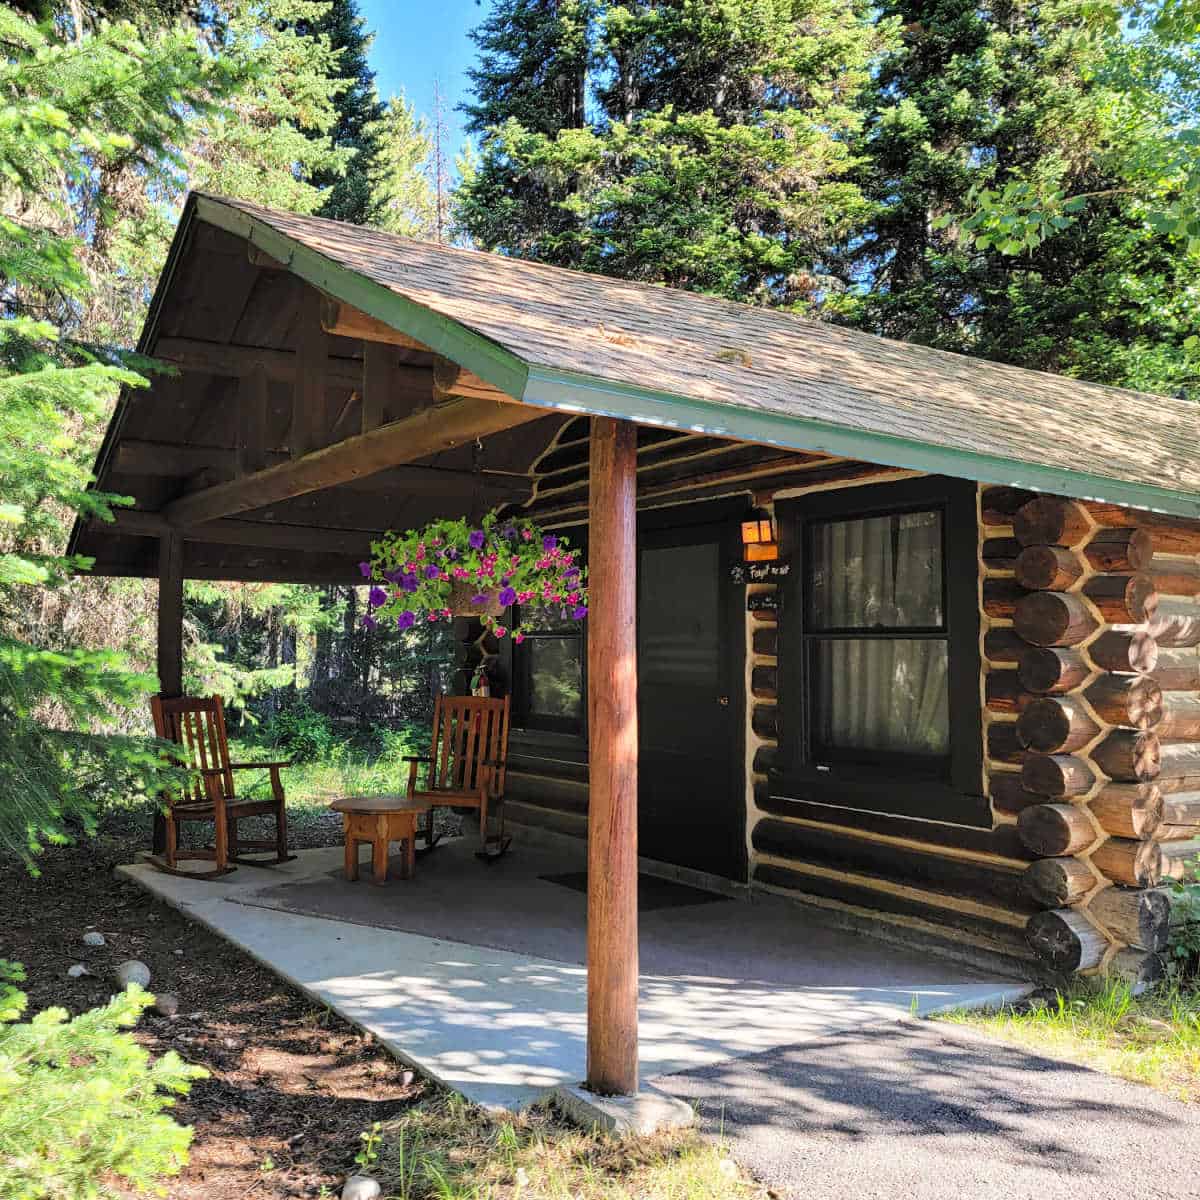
[493,624,507,638]
[514,631,525,643]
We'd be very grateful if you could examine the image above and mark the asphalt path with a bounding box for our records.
[657,1020,1199,1200]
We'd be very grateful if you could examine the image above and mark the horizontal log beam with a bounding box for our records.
[432,356,519,403]
[1021,857,1095,908]
[1017,802,1095,856]
[1090,783,1164,840]
[113,440,529,497]
[90,511,383,556]
[161,397,546,527]
[1026,908,1108,972]
[1089,886,1171,952]
[320,297,430,349]
[156,336,367,389]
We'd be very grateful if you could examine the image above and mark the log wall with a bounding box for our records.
[981,487,1200,980]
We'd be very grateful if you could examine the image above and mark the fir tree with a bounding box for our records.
[287,0,386,224]
[462,0,591,137]
[457,0,886,304]
[370,91,438,239]
[831,0,1198,396]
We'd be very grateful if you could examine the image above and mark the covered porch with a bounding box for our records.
[116,835,1023,1115]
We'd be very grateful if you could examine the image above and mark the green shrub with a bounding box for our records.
[260,701,337,763]
[0,961,207,1199]
[1166,857,1200,979]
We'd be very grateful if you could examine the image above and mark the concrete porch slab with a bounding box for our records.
[117,845,1029,1114]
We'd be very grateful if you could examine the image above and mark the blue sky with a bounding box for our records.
[359,1,481,154]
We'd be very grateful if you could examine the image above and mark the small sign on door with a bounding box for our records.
[728,558,791,585]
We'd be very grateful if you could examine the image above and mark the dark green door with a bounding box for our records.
[637,520,745,880]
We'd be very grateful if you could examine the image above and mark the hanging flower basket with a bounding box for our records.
[357,511,588,640]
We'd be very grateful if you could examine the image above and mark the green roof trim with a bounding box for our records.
[194,195,530,402]
[521,366,1200,520]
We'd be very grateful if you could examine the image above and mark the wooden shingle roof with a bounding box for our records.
[192,194,1200,517]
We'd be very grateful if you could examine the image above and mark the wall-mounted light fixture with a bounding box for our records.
[740,508,778,562]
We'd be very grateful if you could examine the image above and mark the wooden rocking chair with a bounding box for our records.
[149,694,295,878]
[405,693,512,859]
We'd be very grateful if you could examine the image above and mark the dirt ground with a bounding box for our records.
[0,830,430,1199]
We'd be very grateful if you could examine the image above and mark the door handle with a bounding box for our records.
[717,696,730,707]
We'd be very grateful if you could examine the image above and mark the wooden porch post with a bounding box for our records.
[153,532,184,854]
[586,416,639,1096]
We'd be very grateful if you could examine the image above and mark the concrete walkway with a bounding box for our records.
[119,843,1026,1112]
[658,1020,1200,1200]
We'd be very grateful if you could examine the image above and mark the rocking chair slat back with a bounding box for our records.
[429,694,510,798]
[151,694,234,802]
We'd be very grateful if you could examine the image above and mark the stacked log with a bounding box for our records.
[981,487,1200,978]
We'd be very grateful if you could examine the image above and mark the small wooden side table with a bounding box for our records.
[330,796,431,884]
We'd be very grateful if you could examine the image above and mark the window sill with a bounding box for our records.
[768,770,991,827]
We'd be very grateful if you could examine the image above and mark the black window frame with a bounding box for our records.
[773,476,987,826]
[508,604,587,736]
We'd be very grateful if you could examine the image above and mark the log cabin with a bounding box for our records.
[72,193,1200,1090]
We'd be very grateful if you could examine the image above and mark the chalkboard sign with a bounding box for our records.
[728,558,791,585]
[746,591,781,613]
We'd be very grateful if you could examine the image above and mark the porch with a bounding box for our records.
[117,835,1025,1115]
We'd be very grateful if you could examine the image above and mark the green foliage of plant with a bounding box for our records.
[365,511,587,641]
[0,6,238,870]
[261,700,340,763]
[0,960,207,1198]
[457,0,889,305]
[1166,855,1200,975]
[371,90,438,238]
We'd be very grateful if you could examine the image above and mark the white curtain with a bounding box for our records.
[810,512,949,756]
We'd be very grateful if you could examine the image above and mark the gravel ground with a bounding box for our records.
[658,1019,1200,1200]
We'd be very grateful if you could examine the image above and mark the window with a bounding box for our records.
[775,477,984,824]
[511,607,585,734]
[807,509,949,765]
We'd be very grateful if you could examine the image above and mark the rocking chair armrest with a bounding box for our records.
[227,760,291,770]
[402,755,434,763]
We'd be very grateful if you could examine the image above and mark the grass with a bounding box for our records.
[938,978,1200,1102]
[360,1094,759,1200]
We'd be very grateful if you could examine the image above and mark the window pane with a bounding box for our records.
[809,510,943,629]
[812,638,949,757]
[526,637,583,721]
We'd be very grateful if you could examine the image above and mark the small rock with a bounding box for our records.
[114,960,151,989]
[221,1036,242,1050]
[82,931,106,947]
[718,1159,739,1180]
[187,1011,205,1021]
[341,1176,382,1200]
[399,1069,415,1087]
[153,992,179,1018]
[67,964,89,979]
[173,949,184,957]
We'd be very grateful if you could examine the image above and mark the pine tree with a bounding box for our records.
[286,0,385,223]
[457,0,886,304]
[462,0,591,137]
[831,0,1198,396]
[370,91,438,238]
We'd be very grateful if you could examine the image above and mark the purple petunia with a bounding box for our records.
[358,561,372,578]
[564,566,580,579]
[468,529,486,550]
[368,586,387,609]
[501,525,517,540]
[471,593,489,607]
[361,614,377,630]
[397,611,416,630]
[425,564,440,579]
[383,567,403,584]
[443,546,459,560]
[542,534,558,551]
[400,572,419,593]
[571,604,588,620]
[498,586,517,607]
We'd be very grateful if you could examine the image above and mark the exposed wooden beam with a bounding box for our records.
[291,290,329,457]
[248,245,286,270]
[91,511,381,556]
[586,416,639,1097]
[157,533,184,698]
[161,397,546,527]
[156,336,361,389]
[433,356,519,404]
[362,341,400,432]
[113,440,530,496]
[321,297,430,350]
[238,361,269,475]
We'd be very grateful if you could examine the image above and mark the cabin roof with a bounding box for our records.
[192,192,1200,519]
